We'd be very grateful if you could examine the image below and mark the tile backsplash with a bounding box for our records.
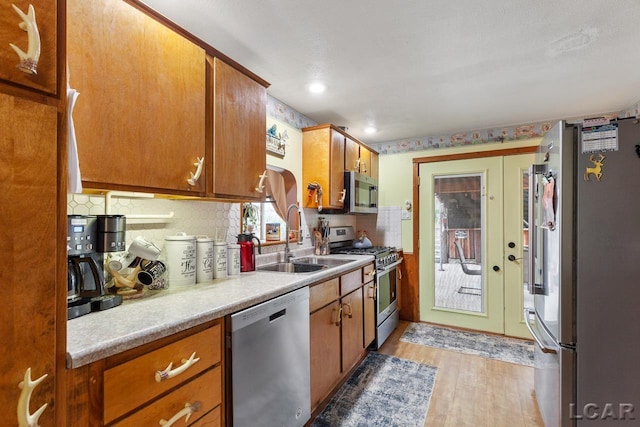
[67,194,403,254]
[67,193,241,250]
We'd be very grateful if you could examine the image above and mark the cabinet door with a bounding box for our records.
[0,0,57,94]
[344,136,359,172]
[0,93,58,425]
[359,145,371,176]
[68,0,207,194]
[309,302,341,411]
[341,288,364,373]
[363,264,376,347]
[209,57,266,200]
[328,129,346,208]
[370,151,379,181]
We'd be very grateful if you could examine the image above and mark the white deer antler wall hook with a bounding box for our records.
[9,4,41,75]
[17,368,48,427]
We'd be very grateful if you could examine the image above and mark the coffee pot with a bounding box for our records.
[236,233,262,272]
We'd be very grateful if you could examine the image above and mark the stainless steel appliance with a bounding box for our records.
[228,287,310,427]
[67,215,122,320]
[524,119,640,426]
[344,171,378,214]
[329,226,402,348]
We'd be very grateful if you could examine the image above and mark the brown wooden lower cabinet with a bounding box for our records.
[341,288,364,371]
[66,320,224,426]
[309,301,342,410]
[309,264,375,414]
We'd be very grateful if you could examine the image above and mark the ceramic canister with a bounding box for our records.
[213,241,228,279]
[196,236,214,283]
[163,233,196,286]
[227,243,241,276]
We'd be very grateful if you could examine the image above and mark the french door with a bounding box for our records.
[418,154,534,338]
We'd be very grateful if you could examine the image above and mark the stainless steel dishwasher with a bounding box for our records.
[230,286,310,427]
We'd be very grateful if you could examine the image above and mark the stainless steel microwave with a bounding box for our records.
[345,171,378,214]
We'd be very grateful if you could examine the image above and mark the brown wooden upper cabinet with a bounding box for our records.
[68,0,207,195]
[302,124,346,210]
[345,136,360,173]
[0,0,58,95]
[359,145,379,179]
[303,124,379,210]
[207,56,267,200]
[1,93,59,425]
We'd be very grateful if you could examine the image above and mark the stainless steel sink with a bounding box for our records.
[257,262,326,273]
[291,257,356,266]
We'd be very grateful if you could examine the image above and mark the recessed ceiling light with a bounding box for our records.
[364,126,378,134]
[308,82,326,94]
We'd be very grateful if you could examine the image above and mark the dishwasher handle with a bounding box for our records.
[269,309,286,322]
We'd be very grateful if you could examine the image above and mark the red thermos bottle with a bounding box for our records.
[236,233,261,272]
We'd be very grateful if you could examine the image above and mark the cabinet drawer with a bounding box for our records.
[363,263,376,284]
[341,269,363,296]
[190,405,221,427]
[104,325,221,424]
[112,366,222,426]
[310,278,339,312]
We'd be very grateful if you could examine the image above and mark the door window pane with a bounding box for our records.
[434,174,484,313]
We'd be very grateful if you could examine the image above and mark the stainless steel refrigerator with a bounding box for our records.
[525,118,640,426]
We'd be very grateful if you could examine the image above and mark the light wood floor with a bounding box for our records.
[378,321,544,427]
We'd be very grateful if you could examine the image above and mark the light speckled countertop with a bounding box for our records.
[66,254,373,369]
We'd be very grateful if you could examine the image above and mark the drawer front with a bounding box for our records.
[340,269,363,296]
[112,366,222,426]
[363,263,375,284]
[190,405,221,427]
[105,324,221,424]
[309,278,339,312]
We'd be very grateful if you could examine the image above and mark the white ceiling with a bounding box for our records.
[140,0,640,145]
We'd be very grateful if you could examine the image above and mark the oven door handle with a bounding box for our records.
[377,257,403,275]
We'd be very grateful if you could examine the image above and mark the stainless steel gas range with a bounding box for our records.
[328,226,403,349]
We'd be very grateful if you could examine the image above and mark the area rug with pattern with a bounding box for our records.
[312,352,437,427]
[400,322,534,367]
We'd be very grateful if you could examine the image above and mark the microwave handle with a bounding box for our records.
[370,186,378,207]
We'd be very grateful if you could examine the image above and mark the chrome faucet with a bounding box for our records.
[284,203,301,262]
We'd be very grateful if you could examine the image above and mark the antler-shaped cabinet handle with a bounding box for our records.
[343,302,353,318]
[187,157,204,186]
[255,170,267,192]
[159,401,201,427]
[9,4,41,75]
[155,352,200,383]
[338,189,346,203]
[17,368,48,427]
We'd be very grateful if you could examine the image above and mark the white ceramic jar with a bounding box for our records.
[213,241,228,279]
[196,236,214,283]
[227,243,241,275]
[163,232,196,287]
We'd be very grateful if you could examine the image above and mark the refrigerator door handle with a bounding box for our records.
[524,308,557,354]
[528,164,547,295]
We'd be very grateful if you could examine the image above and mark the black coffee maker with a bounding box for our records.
[67,215,123,319]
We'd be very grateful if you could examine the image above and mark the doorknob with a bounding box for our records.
[508,242,516,248]
[508,254,516,261]
[492,265,500,272]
